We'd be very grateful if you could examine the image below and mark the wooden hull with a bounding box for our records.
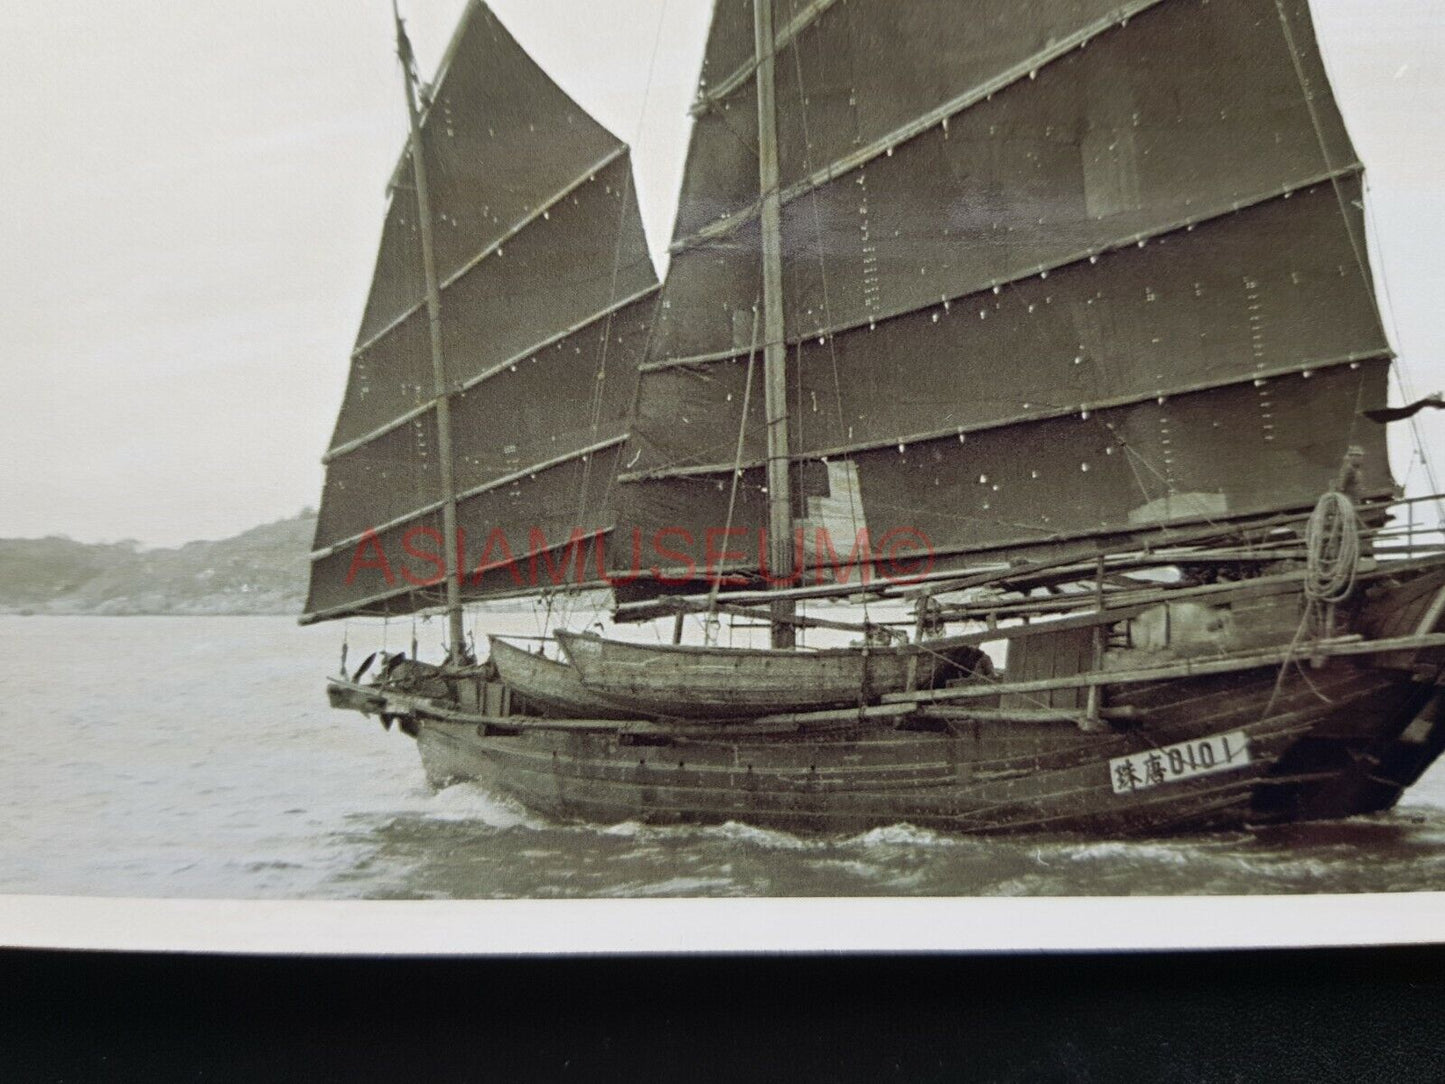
[488,636,635,721]
[412,657,1444,836]
[346,560,1445,837]
[556,630,990,718]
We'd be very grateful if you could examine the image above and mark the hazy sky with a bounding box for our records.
[1,0,1441,546]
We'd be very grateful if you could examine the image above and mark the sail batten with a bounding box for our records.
[615,357,1393,584]
[324,281,659,464]
[307,441,626,620]
[642,165,1363,371]
[690,0,843,118]
[620,348,1393,483]
[302,530,616,627]
[313,434,631,562]
[333,150,655,450]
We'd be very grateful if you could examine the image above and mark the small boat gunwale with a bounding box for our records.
[555,628,980,662]
[488,634,637,721]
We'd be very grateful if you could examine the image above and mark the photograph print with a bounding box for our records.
[2,0,1444,923]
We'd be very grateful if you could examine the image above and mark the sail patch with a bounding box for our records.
[1126,492,1229,527]
[797,461,870,582]
[1082,127,1143,220]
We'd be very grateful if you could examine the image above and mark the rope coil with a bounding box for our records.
[1262,489,1360,717]
[1303,491,1361,604]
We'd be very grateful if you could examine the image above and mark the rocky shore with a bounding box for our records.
[0,513,316,616]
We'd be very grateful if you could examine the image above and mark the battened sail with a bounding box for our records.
[614,0,1395,594]
[304,1,659,623]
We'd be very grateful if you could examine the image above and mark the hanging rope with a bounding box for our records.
[1263,488,1362,716]
[1303,490,1361,605]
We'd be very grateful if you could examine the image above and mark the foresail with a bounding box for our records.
[304,1,659,623]
[614,0,1393,595]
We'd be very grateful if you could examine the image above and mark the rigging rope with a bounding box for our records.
[1278,0,1442,532]
[1309,7,1436,475]
[1272,0,1374,303]
[1361,180,1445,531]
[784,0,870,628]
[706,306,762,645]
[559,0,671,633]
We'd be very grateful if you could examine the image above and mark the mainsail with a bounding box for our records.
[304,1,659,623]
[614,0,1396,596]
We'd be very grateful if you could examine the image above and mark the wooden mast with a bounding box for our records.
[753,0,798,649]
[394,1,467,665]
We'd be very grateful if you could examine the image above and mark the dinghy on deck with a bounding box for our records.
[556,629,994,719]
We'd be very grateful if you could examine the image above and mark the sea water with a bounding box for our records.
[0,614,1442,899]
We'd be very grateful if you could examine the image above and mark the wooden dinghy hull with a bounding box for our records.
[555,630,991,719]
[488,636,635,721]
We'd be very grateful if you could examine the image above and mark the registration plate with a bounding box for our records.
[1109,730,1252,795]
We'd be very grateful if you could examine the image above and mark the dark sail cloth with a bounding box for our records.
[612,0,1398,596]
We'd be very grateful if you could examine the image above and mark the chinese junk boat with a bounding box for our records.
[309,0,1445,835]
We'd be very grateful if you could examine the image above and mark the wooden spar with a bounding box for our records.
[881,632,1445,707]
[714,601,899,636]
[624,351,1391,475]
[608,490,1445,627]
[619,549,1286,628]
[690,0,841,117]
[395,2,466,665]
[329,679,858,737]
[352,145,636,363]
[929,603,1153,648]
[753,0,797,649]
[918,706,1145,726]
[926,545,1445,620]
[609,504,1332,622]
[937,566,1333,623]
[1081,555,1106,729]
[327,288,653,463]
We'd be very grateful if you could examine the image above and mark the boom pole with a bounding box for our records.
[394,1,467,665]
[753,0,798,649]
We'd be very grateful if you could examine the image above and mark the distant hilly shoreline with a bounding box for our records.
[0,512,316,616]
